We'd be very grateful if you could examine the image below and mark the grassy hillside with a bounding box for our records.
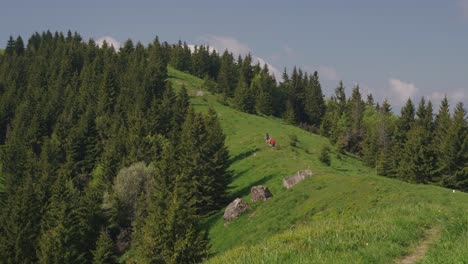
[168,67,468,263]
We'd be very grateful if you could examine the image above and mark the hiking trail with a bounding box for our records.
[396,227,441,264]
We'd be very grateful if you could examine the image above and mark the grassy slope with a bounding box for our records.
[168,67,468,264]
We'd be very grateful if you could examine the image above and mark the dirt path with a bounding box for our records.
[396,227,441,264]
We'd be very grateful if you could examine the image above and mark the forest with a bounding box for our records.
[0,31,466,263]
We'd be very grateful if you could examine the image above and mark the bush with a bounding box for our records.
[319,146,331,166]
[289,134,298,147]
[103,162,154,224]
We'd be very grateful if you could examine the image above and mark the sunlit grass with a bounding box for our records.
[167,67,468,263]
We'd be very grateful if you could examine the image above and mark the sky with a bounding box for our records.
[1,0,467,110]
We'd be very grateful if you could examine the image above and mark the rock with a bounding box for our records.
[250,185,273,201]
[223,198,249,221]
[283,170,313,189]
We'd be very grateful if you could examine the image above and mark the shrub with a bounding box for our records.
[289,134,298,147]
[319,146,331,166]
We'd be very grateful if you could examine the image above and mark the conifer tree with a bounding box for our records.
[335,81,347,115]
[0,176,41,263]
[15,36,25,56]
[5,36,15,55]
[216,51,237,96]
[433,96,452,178]
[234,74,255,114]
[252,73,274,115]
[204,108,231,208]
[37,175,86,264]
[92,229,116,264]
[304,71,326,127]
[442,102,468,189]
[347,84,365,153]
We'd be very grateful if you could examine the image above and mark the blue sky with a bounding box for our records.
[1,0,467,110]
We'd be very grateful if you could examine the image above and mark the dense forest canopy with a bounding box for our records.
[0,31,466,263]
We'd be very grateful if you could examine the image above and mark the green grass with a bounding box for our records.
[167,67,468,263]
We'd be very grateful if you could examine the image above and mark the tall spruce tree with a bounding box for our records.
[304,71,326,127]
[234,74,256,114]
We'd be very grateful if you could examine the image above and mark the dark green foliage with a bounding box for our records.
[216,51,237,96]
[92,229,116,264]
[0,176,41,264]
[5,36,15,55]
[397,125,436,183]
[0,32,231,263]
[204,108,232,209]
[36,175,86,264]
[319,146,331,166]
[289,134,298,147]
[304,71,326,127]
[234,74,256,114]
[131,142,209,263]
[252,69,275,115]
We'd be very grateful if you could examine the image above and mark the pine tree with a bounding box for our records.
[346,84,365,153]
[234,74,255,114]
[366,94,374,107]
[392,98,415,178]
[399,98,416,133]
[240,53,254,86]
[5,36,15,55]
[36,175,86,264]
[252,73,274,115]
[398,125,436,183]
[216,51,237,96]
[304,71,326,127]
[92,229,116,264]
[144,46,167,104]
[433,96,452,179]
[15,36,25,56]
[335,81,347,115]
[131,140,209,263]
[0,176,41,263]
[442,102,468,189]
[204,108,231,209]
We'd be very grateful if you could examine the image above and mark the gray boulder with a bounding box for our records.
[251,185,273,201]
[283,170,313,189]
[223,198,249,221]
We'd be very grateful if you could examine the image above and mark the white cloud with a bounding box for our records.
[252,56,282,81]
[389,78,417,103]
[200,35,250,55]
[303,65,339,81]
[187,44,216,53]
[428,90,466,104]
[96,36,121,49]
[198,35,281,79]
[457,0,468,21]
[316,65,339,81]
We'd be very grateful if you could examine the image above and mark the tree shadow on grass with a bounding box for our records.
[229,147,259,166]
[229,174,274,200]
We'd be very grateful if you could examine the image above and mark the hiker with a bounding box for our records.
[265,132,270,142]
[269,137,276,147]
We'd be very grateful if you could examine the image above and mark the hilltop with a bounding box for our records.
[168,67,468,264]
